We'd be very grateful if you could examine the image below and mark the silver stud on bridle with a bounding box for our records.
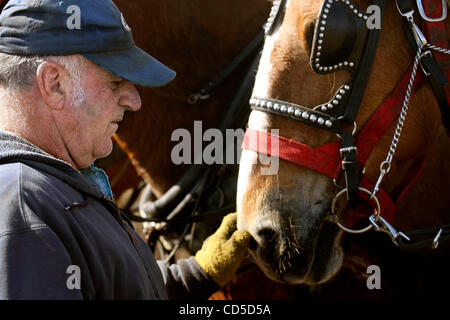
[313,0,368,74]
[264,0,283,35]
[249,97,335,129]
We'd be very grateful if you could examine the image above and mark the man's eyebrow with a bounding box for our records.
[102,70,122,81]
[109,74,123,81]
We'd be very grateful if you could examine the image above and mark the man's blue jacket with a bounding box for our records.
[0,130,218,299]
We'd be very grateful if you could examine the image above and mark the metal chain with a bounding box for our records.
[371,42,424,198]
[427,44,450,55]
[372,43,450,199]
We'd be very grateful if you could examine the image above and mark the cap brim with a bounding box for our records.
[83,46,176,87]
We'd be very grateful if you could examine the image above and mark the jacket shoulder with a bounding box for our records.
[0,162,82,235]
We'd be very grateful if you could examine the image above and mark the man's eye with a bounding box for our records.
[110,80,122,89]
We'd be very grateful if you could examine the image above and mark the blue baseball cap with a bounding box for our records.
[0,0,176,87]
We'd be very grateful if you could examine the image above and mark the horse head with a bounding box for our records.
[237,0,450,285]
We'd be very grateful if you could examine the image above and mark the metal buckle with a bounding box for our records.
[396,1,428,48]
[432,228,443,249]
[411,22,428,48]
[369,214,411,245]
[396,0,416,20]
[419,50,433,76]
[416,0,447,22]
[339,146,358,157]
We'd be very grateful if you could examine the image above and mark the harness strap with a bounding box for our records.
[337,0,387,206]
[243,129,341,178]
[399,0,450,132]
[188,29,265,104]
[340,132,360,205]
[420,0,450,73]
[397,224,450,251]
[343,0,387,123]
[420,0,450,131]
[243,64,427,225]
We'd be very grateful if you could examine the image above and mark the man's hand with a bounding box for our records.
[194,212,251,287]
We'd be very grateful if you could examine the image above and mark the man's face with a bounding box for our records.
[61,58,141,168]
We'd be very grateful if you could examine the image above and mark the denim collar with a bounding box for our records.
[79,164,114,200]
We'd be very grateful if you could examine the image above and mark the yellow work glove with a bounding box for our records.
[194,212,251,287]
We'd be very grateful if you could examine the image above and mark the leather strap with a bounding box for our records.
[398,224,450,250]
[420,0,450,132]
[399,0,450,132]
[343,0,387,123]
[243,128,342,178]
[340,132,360,205]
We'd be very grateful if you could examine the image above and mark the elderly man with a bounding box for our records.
[0,0,250,299]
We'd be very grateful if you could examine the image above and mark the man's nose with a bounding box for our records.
[119,82,142,112]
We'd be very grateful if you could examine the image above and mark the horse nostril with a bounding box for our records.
[255,227,278,250]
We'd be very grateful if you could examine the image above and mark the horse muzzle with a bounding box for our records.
[247,208,344,285]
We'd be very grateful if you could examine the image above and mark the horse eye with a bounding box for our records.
[303,19,316,56]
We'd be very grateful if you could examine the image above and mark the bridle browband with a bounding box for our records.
[244,0,450,249]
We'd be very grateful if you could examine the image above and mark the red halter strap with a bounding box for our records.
[243,68,426,225]
[420,0,450,101]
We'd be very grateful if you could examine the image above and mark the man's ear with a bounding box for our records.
[36,61,69,111]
